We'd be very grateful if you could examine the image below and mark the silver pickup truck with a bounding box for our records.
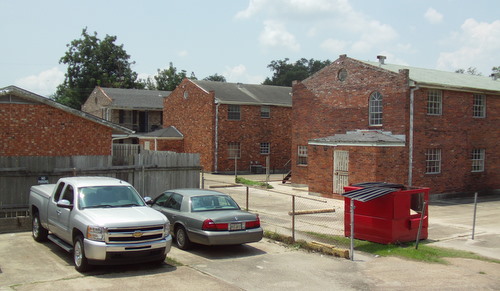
[29,176,172,272]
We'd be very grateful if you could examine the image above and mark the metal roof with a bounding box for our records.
[360,60,500,94]
[342,182,405,202]
[192,80,292,107]
[309,130,406,147]
[140,126,183,138]
[99,87,171,110]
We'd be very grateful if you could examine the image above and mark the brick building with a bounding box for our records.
[82,87,170,143]
[163,79,292,173]
[0,86,132,156]
[291,55,500,196]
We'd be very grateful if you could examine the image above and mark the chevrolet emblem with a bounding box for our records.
[133,231,143,238]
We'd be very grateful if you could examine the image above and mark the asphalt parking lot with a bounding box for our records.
[1,174,499,290]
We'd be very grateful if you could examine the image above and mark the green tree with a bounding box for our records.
[263,58,331,86]
[142,63,197,91]
[492,66,500,75]
[53,28,140,108]
[203,73,226,82]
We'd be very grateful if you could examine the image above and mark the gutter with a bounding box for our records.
[214,99,220,173]
[408,85,419,187]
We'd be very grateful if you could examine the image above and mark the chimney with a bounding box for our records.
[377,55,386,66]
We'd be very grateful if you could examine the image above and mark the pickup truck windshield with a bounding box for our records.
[78,186,145,209]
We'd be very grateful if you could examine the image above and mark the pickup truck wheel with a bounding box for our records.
[32,212,48,242]
[73,236,91,272]
[175,226,192,250]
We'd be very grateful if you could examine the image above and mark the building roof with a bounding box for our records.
[359,59,500,94]
[98,87,171,110]
[309,130,406,147]
[0,85,133,135]
[139,126,183,139]
[192,80,292,107]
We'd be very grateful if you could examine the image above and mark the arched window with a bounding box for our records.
[369,91,383,126]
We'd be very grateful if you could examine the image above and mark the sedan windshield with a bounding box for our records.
[191,195,240,212]
[78,186,145,209]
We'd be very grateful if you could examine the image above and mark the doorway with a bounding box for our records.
[333,150,349,194]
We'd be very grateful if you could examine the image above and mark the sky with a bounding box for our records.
[1,0,499,97]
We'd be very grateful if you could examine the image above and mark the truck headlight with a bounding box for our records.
[87,226,105,241]
[164,221,170,238]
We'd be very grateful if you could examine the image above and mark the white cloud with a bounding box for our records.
[15,67,65,97]
[259,20,300,52]
[424,8,443,24]
[178,50,189,57]
[223,64,264,84]
[236,0,349,19]
[320,38,348,54]
[437,19,500,74]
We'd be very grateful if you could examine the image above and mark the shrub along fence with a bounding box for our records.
[0,149,201,222]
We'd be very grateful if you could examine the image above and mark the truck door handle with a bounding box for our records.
[57,210,61,216]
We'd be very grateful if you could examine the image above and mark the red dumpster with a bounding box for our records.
[343,182,430,244]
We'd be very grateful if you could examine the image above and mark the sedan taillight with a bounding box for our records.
[245,216,260,229]
[202,219,228,231]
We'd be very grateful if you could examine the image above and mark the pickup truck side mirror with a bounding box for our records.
[144,197,153,206]
[57,199,74,209]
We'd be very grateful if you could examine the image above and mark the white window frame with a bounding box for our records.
[260,142,270,155]
[369,91,383,126]
[427,90,442,115]
[228,142,241,159]
[297,146,308,165]
[261,106,270,118]
[471,149,485,172]
[473,94,486,118]
[228,105,241,120]
[425,148,441,174]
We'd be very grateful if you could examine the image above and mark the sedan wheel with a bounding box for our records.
[175,227,192,250]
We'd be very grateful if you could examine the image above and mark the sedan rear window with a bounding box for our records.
[191,195,240,212]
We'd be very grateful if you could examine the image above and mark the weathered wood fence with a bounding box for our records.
[0,147,201,218]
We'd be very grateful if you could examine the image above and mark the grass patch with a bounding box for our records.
[166,256,183,266]
[236,177,273,189]
[266,230,500,264]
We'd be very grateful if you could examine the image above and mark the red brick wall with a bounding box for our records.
[163,79,215,172]
[292,56,410,185]
[411,89,500,193]
[217,104,291,173]
[1,103,112,156]
[163,79,292,173]
[292,55,500,195]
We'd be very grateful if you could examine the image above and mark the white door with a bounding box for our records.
[333,150,349,194]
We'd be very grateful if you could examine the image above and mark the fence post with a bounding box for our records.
[246,187,249,211]
[415,200,427,249]
[292,195,296,242]
[350,199,354,261]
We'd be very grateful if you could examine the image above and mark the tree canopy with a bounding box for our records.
[204,73,227,82]
[53,28,141,108]
[141,63,197,91]
[263,58,331,86]
[455,67,482,76]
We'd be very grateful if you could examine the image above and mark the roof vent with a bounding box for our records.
[377,55,386,66]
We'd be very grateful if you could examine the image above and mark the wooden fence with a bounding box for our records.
[0,148,200,218]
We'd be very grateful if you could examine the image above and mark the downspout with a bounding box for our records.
[408,85,419,187]
[214,99,220,173]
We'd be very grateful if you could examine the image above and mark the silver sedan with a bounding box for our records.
[149,189,263,250]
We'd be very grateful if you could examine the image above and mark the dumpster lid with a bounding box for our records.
[342,182,404,202]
